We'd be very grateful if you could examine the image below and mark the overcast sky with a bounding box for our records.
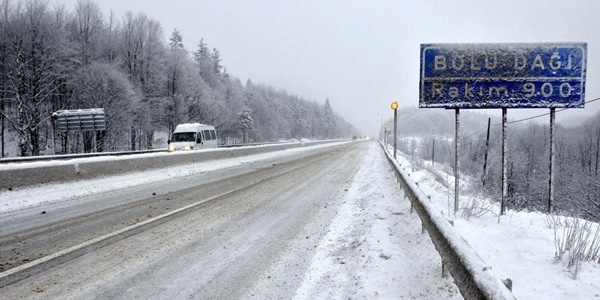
[61,0,600,137]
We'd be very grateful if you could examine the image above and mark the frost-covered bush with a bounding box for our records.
[552,216,600,278]
[460,191,496,220]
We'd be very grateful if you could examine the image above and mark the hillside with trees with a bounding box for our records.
[388,107,600,222]
[0,0,358,157]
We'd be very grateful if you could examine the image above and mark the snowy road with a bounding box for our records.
[0,141,461,299]
[0,143,349,273]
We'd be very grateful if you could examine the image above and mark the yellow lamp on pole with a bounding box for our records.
[391,101,398,158]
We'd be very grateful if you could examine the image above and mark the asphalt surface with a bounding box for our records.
[0,141,368,299]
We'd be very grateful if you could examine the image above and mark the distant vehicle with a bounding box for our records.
[168,123,218,152]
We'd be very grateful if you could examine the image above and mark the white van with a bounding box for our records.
[167,123,218,152]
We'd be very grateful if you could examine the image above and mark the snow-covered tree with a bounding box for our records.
[291,96,306,139]
[0,0,358,156]
[68,0,104,66]
[237,109,253,143]
[117,11,166,149]
[323,98,336,139]
[1,0,70,156]
[168,28,183,50]
[69,62,137,152]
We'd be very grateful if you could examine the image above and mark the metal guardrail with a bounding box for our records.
[0,140,349,191]
[0,149,166,164]
[380,142,516,300]
[0,141,322,164]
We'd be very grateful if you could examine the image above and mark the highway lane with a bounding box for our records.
[0,141,368,298]
[0,142,354,274]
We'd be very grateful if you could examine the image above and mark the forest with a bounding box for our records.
[389,107,600,222]
[0,0,358,157]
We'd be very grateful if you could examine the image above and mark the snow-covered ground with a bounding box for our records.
[387,145,600,300]
[1,141,598,299]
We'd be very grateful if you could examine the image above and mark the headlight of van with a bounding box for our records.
[184,146,192,150]
[168,145,175,152]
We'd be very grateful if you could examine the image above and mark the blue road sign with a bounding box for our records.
[419,43,587,109]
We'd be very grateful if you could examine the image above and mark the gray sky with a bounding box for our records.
[61,0,600,136]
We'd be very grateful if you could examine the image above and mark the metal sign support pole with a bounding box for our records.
[454,108,460,214]
[482,118,491,186]
[52,126,56,155]
[501,108,508,215]
[93,113,97,153]
[548,108,555,213]
[51,115,56,156]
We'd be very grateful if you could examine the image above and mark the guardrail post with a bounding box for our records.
[503,278,513,292]
[442,263,448,278]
